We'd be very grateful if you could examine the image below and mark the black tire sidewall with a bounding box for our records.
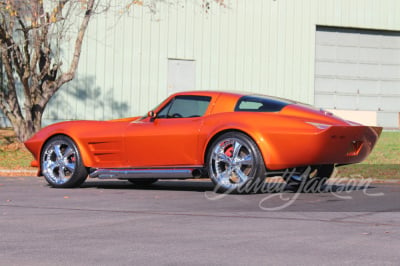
[290,165,335,193]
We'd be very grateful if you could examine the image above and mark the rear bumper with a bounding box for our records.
[264,126,382,170]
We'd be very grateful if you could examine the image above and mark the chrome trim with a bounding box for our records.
[89,167,204,179]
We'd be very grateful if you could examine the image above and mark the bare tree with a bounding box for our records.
[0,0,226,142]
[0,0,95,141]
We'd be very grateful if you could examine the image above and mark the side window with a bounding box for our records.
[237,100,263,110]
[156,101,172,118]
[235,95,291,112]
[157,95,211,118]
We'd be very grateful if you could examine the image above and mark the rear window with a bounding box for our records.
[234,95,292,112]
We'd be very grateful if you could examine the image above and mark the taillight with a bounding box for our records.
[346,140,363,156]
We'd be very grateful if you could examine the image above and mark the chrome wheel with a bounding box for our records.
[41,136,88,188]
[207,132,265,193]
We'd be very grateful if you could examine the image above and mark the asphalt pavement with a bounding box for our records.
[1,176,400,266]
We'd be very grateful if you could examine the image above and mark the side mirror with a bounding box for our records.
[148,111,157,121]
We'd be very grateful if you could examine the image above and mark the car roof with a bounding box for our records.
[172,90,246,98]
[171,90,298,104]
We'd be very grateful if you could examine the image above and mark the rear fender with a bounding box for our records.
[202,124,275,169]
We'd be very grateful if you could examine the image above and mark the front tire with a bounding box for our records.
[41,135,88,188]
[207,132,266,193]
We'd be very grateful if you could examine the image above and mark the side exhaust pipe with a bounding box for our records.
[89,167,206,180]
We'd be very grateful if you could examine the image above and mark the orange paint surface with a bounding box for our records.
[24,91,382,174]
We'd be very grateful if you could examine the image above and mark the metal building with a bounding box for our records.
[4,0,400,128]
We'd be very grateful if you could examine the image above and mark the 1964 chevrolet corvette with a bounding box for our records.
[24,90,382,192]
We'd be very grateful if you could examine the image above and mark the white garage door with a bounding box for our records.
[315,26,400,128]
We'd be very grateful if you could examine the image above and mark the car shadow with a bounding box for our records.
[79,179,377,194]
[81,179,216,192]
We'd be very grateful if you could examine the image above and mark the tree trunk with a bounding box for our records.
[0,0,95,143]
[11,119,34,143]
[2,102,43,142]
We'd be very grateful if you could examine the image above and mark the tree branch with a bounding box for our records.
[57,0,95,89]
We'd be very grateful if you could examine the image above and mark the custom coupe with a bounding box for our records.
[24,91,382,193]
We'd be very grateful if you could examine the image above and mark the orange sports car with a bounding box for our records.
[24,90,382,193]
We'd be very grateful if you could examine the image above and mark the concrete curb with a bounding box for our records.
[0,169,37,177]
[0,169,37,173]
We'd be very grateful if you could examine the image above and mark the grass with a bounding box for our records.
[0,129,35,170]
[0,128,399,179]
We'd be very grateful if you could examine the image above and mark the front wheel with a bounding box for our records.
[41,135,88,188]
[207,132,266,193]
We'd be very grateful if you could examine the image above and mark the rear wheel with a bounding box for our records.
[41,135,88,188]
[207,132,266,193]
[284,165,334,192]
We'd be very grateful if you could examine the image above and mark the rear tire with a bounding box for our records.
[41,135,88,188]
[284,165,334,193]
[207,132,266,193]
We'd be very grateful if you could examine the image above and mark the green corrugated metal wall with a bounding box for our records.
[42,0,400,124]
